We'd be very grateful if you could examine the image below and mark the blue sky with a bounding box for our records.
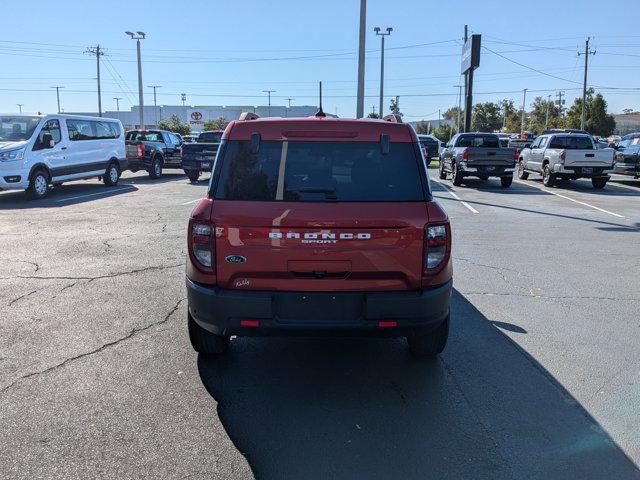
[1,0,639,119]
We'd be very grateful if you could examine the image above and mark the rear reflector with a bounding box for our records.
[378,321,397,328]
[240,320,260,327]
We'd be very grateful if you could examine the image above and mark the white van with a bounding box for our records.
[0,114,126,199]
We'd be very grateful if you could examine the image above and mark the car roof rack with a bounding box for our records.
[239,112,259,121]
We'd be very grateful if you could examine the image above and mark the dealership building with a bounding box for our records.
[68,105,327,131]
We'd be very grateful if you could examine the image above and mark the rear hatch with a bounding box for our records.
[210,132,430,292]
[466,147,516,166]
[564,149,613,168]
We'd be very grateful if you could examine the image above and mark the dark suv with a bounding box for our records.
[185,114,452,357]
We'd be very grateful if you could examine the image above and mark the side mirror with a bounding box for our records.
[41,132,55,148]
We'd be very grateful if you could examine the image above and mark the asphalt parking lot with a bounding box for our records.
[1,169,639,479]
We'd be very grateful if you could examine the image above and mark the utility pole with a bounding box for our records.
[285,97,294,117]
[262,90,275,117]
[181,93,186,106]
[556,91,565,116]
[463,25,468,132]
[371,105,376,116]
[51,86,64,114]
[356,0,366,118]
[520,88,528,136]
[125,31,146,128]
[113,97,122,113]
[578,37,596,131]
[16,104,23,113]
[501,100,507,130]
[374,26,392,118]
[438,108,441,127]
[148,85,161,124]
[85,45,105,116]
[545,94,552,130]
[454,84,463,132]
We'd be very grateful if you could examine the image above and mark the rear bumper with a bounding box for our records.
[126,156,151,171]
[553,164,613,177]
[186,277,452,337]
[182,157,214,172]
[613,163,640,177]
[460,164,515,177]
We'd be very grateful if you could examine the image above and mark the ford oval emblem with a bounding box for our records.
[225,255,246,264]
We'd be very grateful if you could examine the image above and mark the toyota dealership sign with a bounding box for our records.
[188,110,204,125]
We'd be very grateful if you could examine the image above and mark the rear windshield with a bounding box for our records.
[198,132,222,143]
[548,136,593,150]
[126,131,163,142]
[456,135,499,148]
[213,140,426,202]
[419,138,438,146]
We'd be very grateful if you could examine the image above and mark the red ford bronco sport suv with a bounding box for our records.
[186,113,452,356]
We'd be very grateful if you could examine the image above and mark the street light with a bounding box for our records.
[51,86,64,114]
[374,26,392,118]
[16,104,24,113]
[520,88,528,136]
[125,31,146,128]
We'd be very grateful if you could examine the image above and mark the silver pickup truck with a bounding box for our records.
[438,133,517,188]
[517,133,615,189]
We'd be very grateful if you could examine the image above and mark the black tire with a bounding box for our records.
[479,175,489,181]
[517,160,529,180]
[26,169,50,200]
[103,162,120,186]
[438,160,447,179]
[592,177,608,189]
[500,176,513,188]
[186,170,200,183]
[188,311,229,355]
[452,162,463,186]
[149,157,163,179]
[407,314,449,357]
[542,164,556,187]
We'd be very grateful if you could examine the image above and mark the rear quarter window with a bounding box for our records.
[213,140,426,202]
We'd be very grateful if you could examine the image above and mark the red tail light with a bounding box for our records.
[137,144,145,158]
[424,222,451,275]
[514,149,520,159]
[189,219,215,270]
[461,149,468,160]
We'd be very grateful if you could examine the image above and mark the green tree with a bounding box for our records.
[157,114,191,136]
[442,107,462,123]
[389,98,403,117]
[433,124,456,143]
[472,102,502,132]
[202,116,230,131]
[367,112,381,119]
[561,90,615,136]
[527,96,560,134]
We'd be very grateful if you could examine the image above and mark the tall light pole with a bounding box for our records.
[126,31,146,128]
[51,86,64,114]
[285,97,294,117]
[545,94,552,130]
[181,93,186,106]
[578,37,596,131]
[374,26,392,118]
[16,104,23,113]
[454,84,463,132]
[356,0,367,118]
[113,97,122,113]
[262,90,275,117]
[148,85,161,124]
[520,88,528,136]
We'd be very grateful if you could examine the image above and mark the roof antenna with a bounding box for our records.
[315,81,326,118]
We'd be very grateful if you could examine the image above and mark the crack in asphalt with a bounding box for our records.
[462,291,640,302]
[0,298,186,396]
[0,263,183,282]
[7,289,39,307]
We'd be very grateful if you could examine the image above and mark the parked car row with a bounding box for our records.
[0,113,224,199]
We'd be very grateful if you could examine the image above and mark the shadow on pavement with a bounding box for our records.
[0,183,138,209]
[197,290,639,480]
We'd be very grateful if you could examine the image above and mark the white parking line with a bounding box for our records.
[181,198,202,205]
[55,187,135,203]
[431,177,479,214]
[515,180,625,218]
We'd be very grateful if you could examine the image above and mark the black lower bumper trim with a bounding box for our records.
[186,278,452,337]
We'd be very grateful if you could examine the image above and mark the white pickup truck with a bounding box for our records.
[517,133,615,189]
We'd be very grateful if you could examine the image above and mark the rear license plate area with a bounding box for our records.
[274,293,363,323]
[201,162,211,169]
[582,167,593,174]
